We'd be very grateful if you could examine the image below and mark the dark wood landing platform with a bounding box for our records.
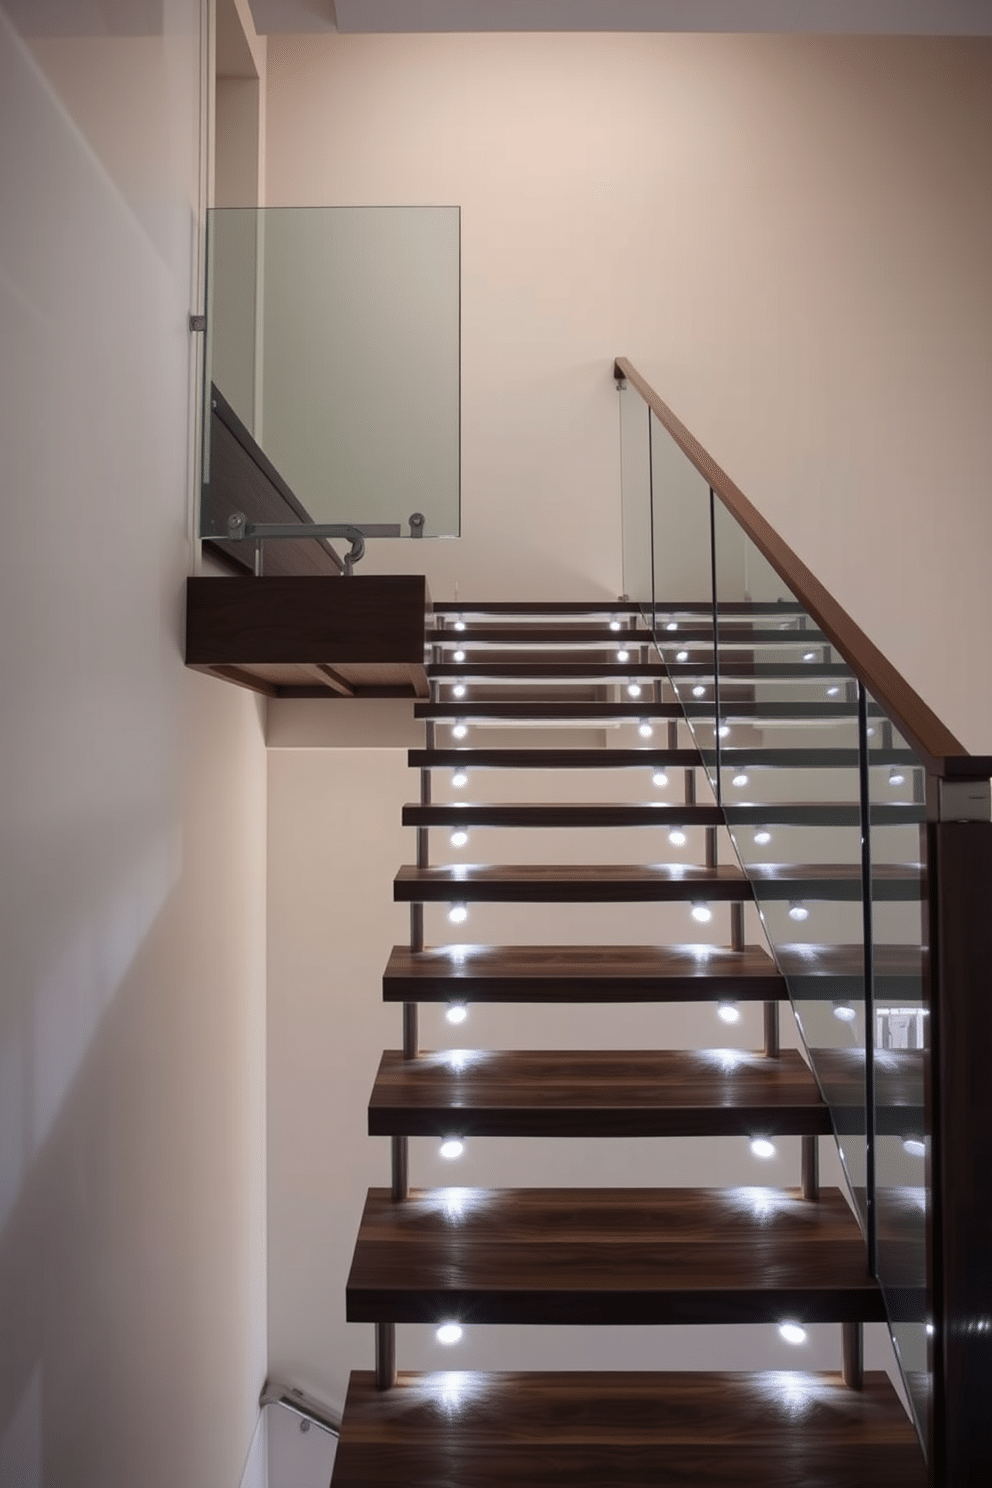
[382,943,786,1002]
[346,1187,884,1325]
[403,801,922,828]
[368,1048,832,1138]
[185,575,430,698]
[331,1370,925,1487]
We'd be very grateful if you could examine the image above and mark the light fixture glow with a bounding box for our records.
[652,770,669,788]
[668,828,687,847]
[676,649,689,663]
[692,685,706,698]
[627,683,642,698]
[753,828,772,847]
[889,768,906,787]
[788,903,810,922]
[666,621,678,632]
[450,830,469,848]
[452,683,466,699]
[452,769,469,788]
[803,650,817,662]
[448,903,468,925]
[638,722,654,738]
[732,772,749,787]
[609,620,622,632]
[902,1138,926,1158]
[440,1138,464,1160]
[691,903,713,924]
[833,1003,857,1023]
[717,725,731,739]
[926,1323,935,1337]
[452,723,468,740]
[616,648,630,663]
[436,1323,463,1345]
[751,1138,777,1159]
[454,620,466,632]
[827,686,841,697]
[446,1003,468,1025]
[717,1002,741,1025]
[453,649,466,662]
[779,1322,807,1345]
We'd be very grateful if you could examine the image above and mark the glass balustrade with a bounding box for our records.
[202,206,461,547]
[616,366,940,1459]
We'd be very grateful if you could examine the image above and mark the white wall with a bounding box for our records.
[264,30,992,754]
[0,5,268,1485]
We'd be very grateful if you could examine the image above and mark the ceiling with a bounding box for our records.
[248,0,992,36]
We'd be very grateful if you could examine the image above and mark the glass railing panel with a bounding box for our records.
[203,206,460,540]
[867,703,928,1452]
[711,500,871,1234]
[618,383,652,613]
[647,419,715,784]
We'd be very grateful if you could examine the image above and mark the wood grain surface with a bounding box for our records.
[346,1186,885,1325]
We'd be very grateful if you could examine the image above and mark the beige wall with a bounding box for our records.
[265,30,992,753]
[0,6,268,1485]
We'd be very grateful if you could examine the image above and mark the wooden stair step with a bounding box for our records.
[403,802,724,828]
[720,746,917,768]
[433,601,645,615]
[410,748,702,770]
[395,863,749,903]
[345,1185,885,1325]
[419,701,682,721]
[429,662,669,678]
[382,943,785,1002]
[368,1047,832,1138]
[394,862,921,903]
[429,627,656,645]
[403,801,923,828]
[331,1369,924,1487]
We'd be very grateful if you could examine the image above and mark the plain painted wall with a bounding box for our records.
[0,5,268,1485]
[265,30,992,753]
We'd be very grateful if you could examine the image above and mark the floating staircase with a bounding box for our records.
[331,602,926,1486]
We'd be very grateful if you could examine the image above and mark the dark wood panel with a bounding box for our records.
[429,663,669,679]
[402,802,725,828]
[383,942,785,1002]
[394,862,750,903]
[410,749,702,770]
[394,862,920,904]
[428,627,655,644]
[185,574,429,665]
[417,702,683,720]
[368,1048,832,1138]
[929,819,992,1482]
[332,1370,924,1487]
[346,1186,884,1325]
[615,357,992,778]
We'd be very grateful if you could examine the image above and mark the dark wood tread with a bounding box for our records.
[368,1048,832,1138]
[394,862,922,904]
[429,662,669,679]
[332,1370,924,1487]
[813,1047,924,1135]
[402,801,923,828]
[403,802,724,828]
[345,1186,885,1325]
[433,601,645,614]
[383,943,785,1002]
[409,748,702,770]
[417,701,682,720]
[429,627,656,645]
[395,862,750,902]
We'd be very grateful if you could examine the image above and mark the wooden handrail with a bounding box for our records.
[614,357,991,780]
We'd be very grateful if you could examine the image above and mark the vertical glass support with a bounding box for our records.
[856,683,877,1275]
[708,486,722,806]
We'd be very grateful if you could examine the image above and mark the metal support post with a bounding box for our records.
[705,827,718,868]
[375,1323,396,1390]
[402,1004,418,1058]
[730,901,745,952]
[685,769,696,806]
[668,720,678,750]
[801,1135,820,1200]
[390,1135,408,1201]
[842,1321,864,1390]
[764,1001,780,1058]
